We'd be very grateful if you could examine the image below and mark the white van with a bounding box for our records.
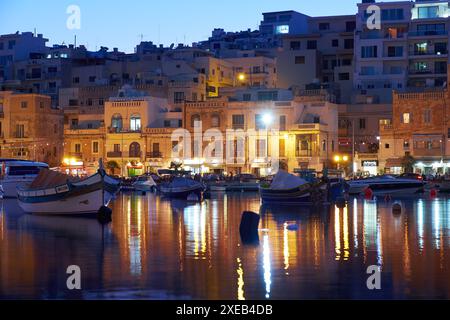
[0,160,49,198]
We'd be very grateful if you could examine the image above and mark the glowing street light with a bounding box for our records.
[262,113,273,126]
[238,73,246,82]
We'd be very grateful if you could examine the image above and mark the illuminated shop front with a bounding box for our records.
[126,161,144,177]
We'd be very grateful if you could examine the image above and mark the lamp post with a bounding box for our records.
[262,113,273,176]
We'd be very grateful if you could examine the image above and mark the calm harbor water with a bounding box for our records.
[1,192,450,300]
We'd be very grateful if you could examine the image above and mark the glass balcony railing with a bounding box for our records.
[409,30,448,37]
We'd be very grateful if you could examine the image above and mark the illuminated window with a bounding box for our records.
[402,113,411,124]
[275,25,289,34]
[111,114,123,131]
[130,114,141,131]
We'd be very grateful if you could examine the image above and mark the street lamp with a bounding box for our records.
[238,73,246,82]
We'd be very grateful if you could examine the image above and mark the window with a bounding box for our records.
[174,92,185,104]
[279,115,286,131]
[93,141,99,154]
[385,144,390,149]
[418,6,439,19]
[232,114,245,129]
[129,142,141,158]
[16,124,25,138]
[73,77,80,84]
[381,8,404,21]
[211,114,220,128]
[113,144,121,152]
[111,114,123,131]
[164,120,171,127]
[75,144,81,153]
[361,46,378,58]
[130,114,141,131]
[424,109,432,123]
[332,39,339,47]
[255,114,266,130]
[8,40,15,50]
[346,21,356,32]
[402,113,411,124]
[359,118,366,129]
[87,98,93,106]
[417,23,445,36]
[290,41,301,50]
[295,56,305,64]
[339,73,350,81]
[403,140,410,149]
[256,139,266,157]
[257,91,278,101]
[275,25,290,34]
[191,114,201,127]
[89,76,96,83]
[361,66,376,76]
[319,23,330,30]
[435,42,448,55]
[435,61,447,74]
[342,59,352,66]
[414,42,428,55]
[307,40,317,50]
[279,139,286,157]
[21,101,28,108]
[388,46,403,57]
[344,39,354,49]
[243,93,251,101]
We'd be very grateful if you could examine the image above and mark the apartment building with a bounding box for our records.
[355,0,450,104]
[0,91,63,166]
[276,15,356,102]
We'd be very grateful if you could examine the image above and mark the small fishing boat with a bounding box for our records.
[132,175,157,192]
[260,170,323,205]
[17,162,120,215]
[159,177,205,200]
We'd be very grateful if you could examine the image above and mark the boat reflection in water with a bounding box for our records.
[1,193,450,299]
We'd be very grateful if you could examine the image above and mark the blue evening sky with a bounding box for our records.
[0,0,398,53]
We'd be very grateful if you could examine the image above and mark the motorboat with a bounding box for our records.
[259,170,323,205]
[0,159,49,198]
[347,175,426,195]
[132,175,157,192]
[17,163,120,215]
[158,177,205,200]
[225,174,260,192]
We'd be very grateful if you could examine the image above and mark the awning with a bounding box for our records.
[385,158,403,168]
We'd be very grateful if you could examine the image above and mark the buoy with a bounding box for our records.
[335,197,346,209]
[392,203,402,215]
[430,188,438,198]
[97,206,112,224]
[364,187,374,200]
[240,211,260,245]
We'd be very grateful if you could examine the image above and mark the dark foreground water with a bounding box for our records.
[1,193,450,300]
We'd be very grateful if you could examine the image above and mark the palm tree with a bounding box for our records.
[401,154,416,173]
[106,160,120,175]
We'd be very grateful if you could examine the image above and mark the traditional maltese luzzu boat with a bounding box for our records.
[17,162,120,215]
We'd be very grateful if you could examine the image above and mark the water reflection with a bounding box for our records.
[1,194,450,299]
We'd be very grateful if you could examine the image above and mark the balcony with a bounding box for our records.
[146,151,163,158]
[409,68,447,75]
[69,152,83,159]
[413,148,442,157]
[409,30,448,38]
[107,151,123,158]
[409,49,448,57]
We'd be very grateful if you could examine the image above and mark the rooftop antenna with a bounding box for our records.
[74,35,77,48]
[34,28,37,37]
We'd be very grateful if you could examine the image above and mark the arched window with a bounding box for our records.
[211,114,220,128]
[111,114,123,132]
[129,142,141,158]
[130,114,141,132]
[191,114,201,127]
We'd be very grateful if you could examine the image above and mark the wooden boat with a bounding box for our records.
[259,170,324,205]
[0,160,49,198]
[17,163,120,215]
[132,175,157,192]
[159,177,205,199]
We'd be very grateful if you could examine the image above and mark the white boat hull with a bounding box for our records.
[18,189,115,215]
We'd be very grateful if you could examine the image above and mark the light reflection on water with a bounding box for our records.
[1,193,450,299]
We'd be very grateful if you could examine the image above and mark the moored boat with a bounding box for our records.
[260,170,323,205]
[159,177,205,199]
[0,160,49,198]
[132,175,157,192]
[348,175,426,195]
[17,164,120,215]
